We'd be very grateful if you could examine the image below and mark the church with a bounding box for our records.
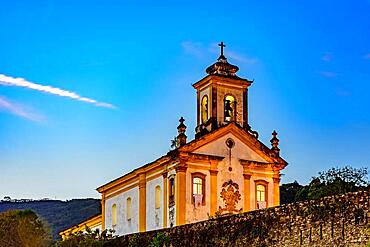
[60,43,288,238]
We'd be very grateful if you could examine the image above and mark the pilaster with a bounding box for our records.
[101,193,105,230]
[273,175,281,206]
[175,165,187,225]
[139,173,146,232]
[243,174,252,211]
[162,171,168,228]
[243,88,248,127]
[209,160,218,216]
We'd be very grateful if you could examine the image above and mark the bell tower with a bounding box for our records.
[193,42,254,138]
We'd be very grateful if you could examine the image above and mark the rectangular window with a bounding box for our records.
[191,173,206,206]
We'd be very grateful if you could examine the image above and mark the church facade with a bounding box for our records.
[60,43,287,238]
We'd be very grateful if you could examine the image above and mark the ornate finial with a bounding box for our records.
[177,117,186,133]
[179,116,185,125]
[177,117,187,147]
[205,42,239,77]
[270,130,280,156]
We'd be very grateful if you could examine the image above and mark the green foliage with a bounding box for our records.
[128,234,142,247]
[148,232,170,247]
[170,136,178,150]
[53,227,116,247]
[0,198,101,240]
[281,166,369,203]
[0,209,52,247]
[280,181,303,204]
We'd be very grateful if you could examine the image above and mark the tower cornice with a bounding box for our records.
[192,74,253,91]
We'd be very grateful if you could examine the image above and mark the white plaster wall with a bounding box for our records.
[105,186,139,236]
[216,157,245,212]
[146,176,163,231]
[194,133,267,163]
[199,87,211,124]
[185,167,210,224]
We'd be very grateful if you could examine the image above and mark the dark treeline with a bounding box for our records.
[280,166,369,204]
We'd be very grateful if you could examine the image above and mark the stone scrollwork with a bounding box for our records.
[218,179,242,214]
[169,207,175,227]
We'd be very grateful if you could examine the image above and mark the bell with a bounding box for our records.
[224,110,231,118]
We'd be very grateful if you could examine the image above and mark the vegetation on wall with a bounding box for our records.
[53,227,116,247]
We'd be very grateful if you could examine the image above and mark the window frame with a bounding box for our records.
[254,180,268,209]
[201,95,209,123]
[168,175,175,207]
[126,197,132,221]
[112,203,117,226]
[223,94,237,122]
[155,185,161,209]
[191,172,206,206]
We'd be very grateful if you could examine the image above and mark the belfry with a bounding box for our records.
[60,43,288,239]
[194,42,255,138]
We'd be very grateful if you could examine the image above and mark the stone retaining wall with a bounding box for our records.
[105,190,370,247]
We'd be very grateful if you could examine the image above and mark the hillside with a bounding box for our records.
[0,198,101,240]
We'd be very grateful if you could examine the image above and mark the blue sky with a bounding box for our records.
[0,0,369,200]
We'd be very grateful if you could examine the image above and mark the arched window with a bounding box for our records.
[201,95,209,123]
[255,180,268,209]
[169,177,175,206]
[111,204,117,226]
[126,197,132,221]
[224,95,236,122]
[155,186,161,209]
[192,173,206,206]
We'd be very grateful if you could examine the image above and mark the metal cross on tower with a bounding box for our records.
[218,42,226,56]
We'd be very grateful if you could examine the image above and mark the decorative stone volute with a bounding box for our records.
[270,130,280,156]
[177,117,187,147]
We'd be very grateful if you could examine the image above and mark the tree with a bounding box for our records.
[170,136,178,150]
[280,166,369,204]
[280,181,303,204]
[0,210,51,247]
[3,196,11,201]
[307,166,368,200]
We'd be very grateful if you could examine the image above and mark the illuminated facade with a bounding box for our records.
[60,43,287,238]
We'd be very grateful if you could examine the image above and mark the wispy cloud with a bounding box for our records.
[0,74,116,109]
[222,49,258,64]
[208,42,257,64]
[364,53,370,60]
[181,41,205,59]
[318,71,338,78]
[0,96,44,122]
[321,52,332,62]
[181,41,257,64]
